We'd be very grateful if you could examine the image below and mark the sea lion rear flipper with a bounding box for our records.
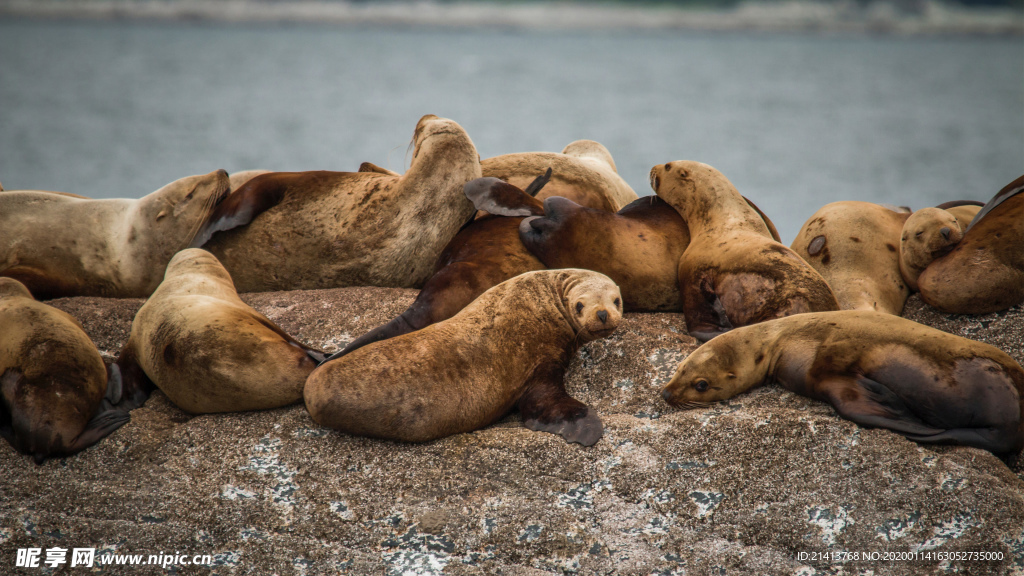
[464,177,545,218]
[522,168,553,198]
[66,403,130,456]
[742,196,782,242]
[112,343,155,411]
[518,363,603,447]
[189,174,288,248]
[358,162,400,176]
[821,376,945,437]
[903,427,1022,454]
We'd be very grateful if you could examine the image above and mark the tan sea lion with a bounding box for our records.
[0,278,131,464]
[330,173,551,359]
[228,169,271,191]
[792,201,911,315]
[480,139,638,213]
[917,175,1024,314]
[198,115,481,292]
[306,269,622,446]
[0,170,231,299]
[661,310,1024,454]
[898,201,984,292]
[116,249,325,414]
[650,161,838,341]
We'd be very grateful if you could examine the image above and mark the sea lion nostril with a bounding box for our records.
[597,310,608,323]
[661,388,672,401]
[940,227,951,240]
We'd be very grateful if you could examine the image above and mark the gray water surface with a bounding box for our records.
[1,19,1021,242]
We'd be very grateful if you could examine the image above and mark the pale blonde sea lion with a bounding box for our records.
[792,201,911,314]
[116,249,325,414]
[306,269,622,446]
[199,115,482,292]
[650,160,838,340]
[0,170,231,299]
[661,311,1024,454]
[0,278,130,463]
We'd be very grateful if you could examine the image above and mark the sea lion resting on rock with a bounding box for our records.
[306,269,622,446]
[0,170,231,299]
[116,249,326,414]
[198,115,482,292]
[917,175,1024,314]
[898,201,983,292]
[650,161,838,341]
[792,201,912,315]
[661,310,1024,454]
[0,278,132,464]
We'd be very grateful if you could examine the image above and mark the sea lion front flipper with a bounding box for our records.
[903,427,1022,454]
[518,362,603,447]
[464,177,545,218]
[742,195,781,242]
[112,343,155,412]
[820,376,945,437]
[189,174,288,248]
[683,275,733,342]
[66,401,130,456]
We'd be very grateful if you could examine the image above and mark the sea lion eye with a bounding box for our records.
[915,230,923,238]
[694,379,709,392]
[613,298,620,308]
[575,302,584,314]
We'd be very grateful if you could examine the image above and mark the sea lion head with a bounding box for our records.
[561,139,618,173]
[133,169,231,248]
[557,270,622,342]
[519,196,584,251]
[660,333,761,408]
[410,114,477,164]
[160,248,236,295]
[900,207,963,276]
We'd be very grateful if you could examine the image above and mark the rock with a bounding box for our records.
[2,290,1022,575]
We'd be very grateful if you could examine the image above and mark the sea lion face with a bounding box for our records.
[411,114,473,162]
[901,207,963,271]
[661,339,758,408]
[562,274,622,342]
[136,169,231,241]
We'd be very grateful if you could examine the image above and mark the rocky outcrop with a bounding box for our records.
[2,289,1022,575]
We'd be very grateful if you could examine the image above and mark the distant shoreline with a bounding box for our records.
[1,0,1022,35]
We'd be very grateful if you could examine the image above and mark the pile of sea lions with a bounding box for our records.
[2,114,1022,464]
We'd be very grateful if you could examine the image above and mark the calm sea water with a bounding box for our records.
[1,19,1021,243]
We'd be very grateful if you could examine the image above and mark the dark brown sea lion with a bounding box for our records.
[305,269,622,446]
[661,310,1024,454]
[650,160,838,341]
[116,249,325,414]
[0,278,131,464]
[198,115,482,292]
[917,175,1024,314]
[0,170,231,299]
[792,201,911,315]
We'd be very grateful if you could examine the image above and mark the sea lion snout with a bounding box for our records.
[597,309,608,323]
[940,227,951,240]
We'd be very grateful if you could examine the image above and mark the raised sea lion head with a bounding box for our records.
[410,114,477,165]
[554,270,622,342]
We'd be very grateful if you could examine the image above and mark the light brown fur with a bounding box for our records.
[121,249,322,414]
[203,115,482,291]
[792,201,910,314]
[899,207,964,292]
[305,269,621,445]
[0,170,230,298]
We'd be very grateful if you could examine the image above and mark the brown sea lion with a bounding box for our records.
[518,193,781,313]
[199,115,482,292]
[480,139,637,213]
[328,173,554,359]
[661,310,1024,454]
[116,249,325,414]
[0,170,231,299]
[898,201,984,292]
[305,269,622,446]
[917,175,1024,314]
[650,161,838,341]
[792,201,911,315]
[0,278,131,464]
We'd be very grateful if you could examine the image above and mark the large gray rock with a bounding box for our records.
[2,290,1022,575]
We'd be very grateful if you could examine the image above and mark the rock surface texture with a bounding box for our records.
[3,289,1023,575]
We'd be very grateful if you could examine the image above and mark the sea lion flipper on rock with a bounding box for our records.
[63,403,131,460]
[818,376,945,437]
[517,362,603,447]
[190,173,289,249]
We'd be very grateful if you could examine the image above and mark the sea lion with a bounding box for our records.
[792,201,911,315]
[660,310,1024,454]
[898,201,984,292]
[917,175,1024,314]
[228,169,271,191]
[0,278,131,463]
[935,200,983,227]
[0,170,231,299]
[480,140,638,213]
[306,269,622,446]
[116,249,326,414]
[330,174,551,359]
[198,115,482,292]
[650,161,838,341]
[518,193,782,313]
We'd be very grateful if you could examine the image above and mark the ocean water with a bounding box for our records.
[1,18,1021,243]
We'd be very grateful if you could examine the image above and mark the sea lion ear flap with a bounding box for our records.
[189,174,287,248]
[464,176,546,218]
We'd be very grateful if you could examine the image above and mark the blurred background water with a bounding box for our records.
[1,18,1020,243]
